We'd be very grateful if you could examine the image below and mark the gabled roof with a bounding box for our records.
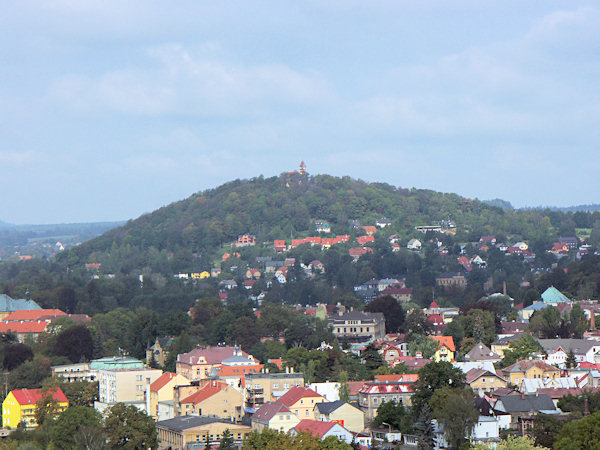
[293,419,338,437]
[315,400,347,415]
[465,342,501,361]
[150,372,179,392]
[466,368,505,384]
[496,393,555,413]
[537,339,599,356]
[180,381,228,405]
[0,320,49,334]
[177,346,252,366]
[252,401,292,421]
[432,336,455,352]
[278,386,323,406]
[11,387,68,405]
[541,286,570,304]
[156,415,234,431]
[502,360,557,374]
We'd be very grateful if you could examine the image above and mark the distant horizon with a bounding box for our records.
[2,2,599,223]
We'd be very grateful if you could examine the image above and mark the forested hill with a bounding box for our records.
[62,172,600,274]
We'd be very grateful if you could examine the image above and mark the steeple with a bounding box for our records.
[299,160,307,175]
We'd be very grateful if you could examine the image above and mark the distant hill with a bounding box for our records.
[533,204,600,213]
[483,199,514,210]
[63,172,595,275]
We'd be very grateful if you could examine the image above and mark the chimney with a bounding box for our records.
[584,396,590,416]
[590,310,596,330]
[503,281,507,296]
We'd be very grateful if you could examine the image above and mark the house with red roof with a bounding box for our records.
[0,320,51,342]
[251,401,300,433]
[176,380,243,421]
[348,247,373,261]
[4,309,66,321]
[290,419,354,444]
[356,235,375,245]
[149,372,190,420]
[358,380,415,421]
[3,387,68,428]
[176,346,257,381]
[274,240,287,252]
[278,386,327,420]
[431,336,455,362]
[361,226,377,236]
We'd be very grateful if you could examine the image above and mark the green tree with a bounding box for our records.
[218,429,235,449]
[500,335,545,368]
[565,349,577,369]
[430,387,478,450]
[414,403,434,450]
[411,361,466,413]
[407,334,439,359]
[54,324,94,363]
[2,343,34,370]
[104,403,157,449]
[405,310,433,340]
[472,435,545,449]
[365,295,406,333]
[361,343,385,374]
[50,406,103,449]
[531,412,564,448]
[338,370,350,403]
[529,306,561,338]
[34,389,61,426]
[569,304,589,339]
[554,411,600,449]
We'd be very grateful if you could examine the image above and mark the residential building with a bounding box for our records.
[435,273,467,290]
[466,368,508,395]
[329,311,386,342]
[236,234,256,247]
[358,381,414,422]
[176,346,257,381]
[290,419,354,444]
[537,339,600,368]
[251,401,300,433]
[314,400,365,433]
[493,393,558,433]
[146,337,173,367]
[491,333,526,358]
[465,342,502,363]
[156,415,251,450]
[176,380,243,422]
[277,386,326,420]
[52,356,146,383]
[501,360,560,386]
[3,388,68,429]
[149,372,190,421]
[245,370,304,411]
[96,367,163,413]
[406,239,422,250]
[431,336,455,362]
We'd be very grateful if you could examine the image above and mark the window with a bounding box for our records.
[136,375,143,381]
[273,383,278,388]
[306,410,309,416]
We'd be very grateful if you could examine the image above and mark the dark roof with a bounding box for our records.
[465,342,501,361]
[156,415,231,431]
[328,311,384,322]
[315,400,346,414]
[497,394,555,413]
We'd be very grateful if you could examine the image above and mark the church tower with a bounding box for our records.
[299,160,307,175]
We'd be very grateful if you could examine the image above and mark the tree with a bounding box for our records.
[361,343,385,374]
[371,401,410,432]
[430,387,478,450]
[554,411,600,449]
[104,403,157,449]
[218,428,235,449]
[204,432,212,450]
[411,361,466,413]
[73,424,107,450]
[45,379,99,407]
[472,435,545,449]
[531,413,564,448]
[569,304,589,339]
[54,325,94,363]
[529,306,561,338]
[414,403,434,450]
[2,343,33,370]
[405,310,433,340]
[565,349,577,369]
[50,406,103,449]
[407,334,439,359]
[365,295,406,333]
[500,335,545,368]
[337,370,350,403]
[34,388,62,426]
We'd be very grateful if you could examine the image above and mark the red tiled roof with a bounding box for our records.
[4,309,66,321]
[294,419,337,437]
[180,381,228,405]
[375,374,419,383]
[432,336,455,352]
[278,386,324,406]
[213,364,263,377]
[347,381,367,396]
[429,300,439,309]
[150,372,179,392]
[356,235,375,245]
[0,320,49,334]
[177,346,253,366]
[12,387,68,405]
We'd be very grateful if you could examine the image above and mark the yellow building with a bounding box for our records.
[3,388,68,429]
[431,336,455,362]
[149,372,189,420]
[277,386,327,420]
[314,400,365,433]
[177,381,243,422]
[501,360,560,386]
[251,401,300,433]
[156,416,252,450]
[466,368,508,396]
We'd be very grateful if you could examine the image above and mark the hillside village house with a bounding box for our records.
[148,372,190,421]
[251,401,300,433]
[431,336,455,362]
[466,368,508,395]
[435,273,467,290]
[0,294,41,320]
[96,367,163,413]
[3,388,68,429]
[277,386,327,420]
[537,339,600,367]
[314,400,365,433]
[290,420,354,445]
[175,380,243,422]
[329,310,385,342]
[501,360,560,386]
[176,346,257,381]
[358,380,414,421]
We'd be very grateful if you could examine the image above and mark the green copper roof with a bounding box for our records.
[90,356,145,370]
[541,286,570,304]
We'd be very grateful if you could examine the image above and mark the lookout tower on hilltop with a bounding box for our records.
[299,160,307,175]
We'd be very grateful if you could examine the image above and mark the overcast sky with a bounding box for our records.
[1,1,599,224]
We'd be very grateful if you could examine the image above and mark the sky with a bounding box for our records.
[1,1,599,224]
